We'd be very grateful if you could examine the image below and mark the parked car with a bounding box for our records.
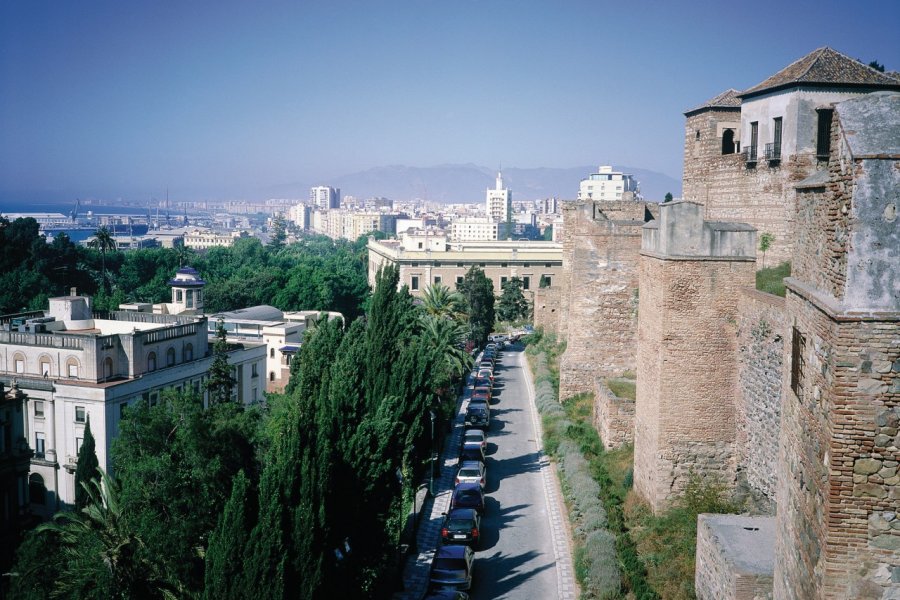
[450,482,485,514]
[471,390,491,405]
[441,508,482,547]
[471,376,492,391]
[424,591,469,600]
[459,442,485,464]
[455,460,486,489]
[464,406,489,430]
[461,428,487,451]
[477,368,493,382]
[429,544,475,591]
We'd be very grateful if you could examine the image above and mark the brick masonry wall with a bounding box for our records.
[634,254,756,512]
[773,292,899,599]
[533,286,561,335]
[594,378,635,450]
[557,201,644,400]
[736,288,787,505]
[682,109,823,266]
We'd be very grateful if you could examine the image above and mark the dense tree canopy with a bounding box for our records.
[456,266,495,346]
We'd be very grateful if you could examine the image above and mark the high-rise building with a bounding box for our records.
[577,166,639,202]
[486,172,512,224]
[310,186,341,210]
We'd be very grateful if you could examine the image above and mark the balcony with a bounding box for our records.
[742,146,757,167]
[765,142,781,164]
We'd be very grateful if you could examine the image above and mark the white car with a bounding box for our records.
[455,460,486,488]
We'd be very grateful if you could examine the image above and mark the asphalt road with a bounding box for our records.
[467,343,558,600]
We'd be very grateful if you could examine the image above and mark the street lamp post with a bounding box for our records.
[429,410,436,496]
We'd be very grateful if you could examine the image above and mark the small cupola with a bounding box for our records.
[167,266,206,314]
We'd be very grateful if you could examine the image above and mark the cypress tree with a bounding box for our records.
[204,470,254,600]
[206,318,237,405]
[243,465,286,600]
[74,416,100,510]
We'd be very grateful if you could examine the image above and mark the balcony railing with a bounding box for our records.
[765,142,781,162]
[742,146,757,166]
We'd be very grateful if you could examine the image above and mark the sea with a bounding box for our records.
[0,201,158,244]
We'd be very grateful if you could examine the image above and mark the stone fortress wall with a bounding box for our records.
[532,86,900,598]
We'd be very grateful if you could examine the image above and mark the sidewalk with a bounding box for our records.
[392,373,471,600]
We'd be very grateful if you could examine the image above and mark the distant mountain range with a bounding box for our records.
[269,164,681,204]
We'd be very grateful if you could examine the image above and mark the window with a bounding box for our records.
[167,347,176,367]
[501,263,508,268]
[540,275,552,288]
[816,108,833,158]
[748,121,758,162]
[14,358,24,374]
[104,357,113,378]
[67,360,79,378]
[149,392,159,407]
[545,263,552,268]
[75,406,86,423]
[434,275,442,284]
[523,263,530,268]
[76,437,83,453]
[411,276,419,290]
[176,289,183,302]
[479,263,485,268]
[34,401,44,418]
[185,343,193,361]
[456,276,463,284]
[35,433,45,459]
[270,348,275,358]
[252,388,258,402]
[29,474,45,505]
[772,117,782,158]
[456,263,464,268]
[120,402,128,419]
[147,352,157,372]
[721,128,737,154]
[523,276,531,290]
[411,262,419,267]
[40,359,50,377]
[501,276,508,286]
[252,363,258,377]
[417,242,423,249]
[790,327,806,400]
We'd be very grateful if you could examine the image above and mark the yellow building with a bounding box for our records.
[367,231,563,297]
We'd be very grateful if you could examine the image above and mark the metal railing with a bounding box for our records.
[742,146,757,164]
[765,142,781,161]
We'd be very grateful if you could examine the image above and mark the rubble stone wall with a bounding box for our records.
[594,378,635,450]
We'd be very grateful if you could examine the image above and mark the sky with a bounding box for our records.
[1,0,898,202]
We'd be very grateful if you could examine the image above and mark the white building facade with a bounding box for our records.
[2,295,265,516]
[310,186,341,210]
[577,166,639,202]
[486,172,512,223]
[450,217,498,242]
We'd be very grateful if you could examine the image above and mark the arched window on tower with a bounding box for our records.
[29,473,46,505]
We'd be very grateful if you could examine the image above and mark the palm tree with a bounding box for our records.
[418,314,473,381]
[36,470,182,599]
[88,226,117,289]
[420,283,466,322]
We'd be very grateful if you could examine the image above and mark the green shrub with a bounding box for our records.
[755,262,791,297]
[582,529,621,598]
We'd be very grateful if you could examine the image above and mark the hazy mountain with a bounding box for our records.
[269,164,681,204]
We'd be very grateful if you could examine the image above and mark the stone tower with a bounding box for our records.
[682,88,743,206]
[633,201,757,512]
[772,92,900,599]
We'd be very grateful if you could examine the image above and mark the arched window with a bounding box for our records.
[147,352,157,372]
[66,357,79,378]
[167,347,176,367]
[721,129,736,154]
[269,372,275,382]
[29,473,46,505]
[270,348,275,358]
[13,352,25,374]
[184,343,194,361]
[39,355,51,377]
[104,357,114,379]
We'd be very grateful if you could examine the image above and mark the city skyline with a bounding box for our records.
[2,0,898,202]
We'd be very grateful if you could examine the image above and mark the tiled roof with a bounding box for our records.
[739,47,900,98]
[684,89,742,115]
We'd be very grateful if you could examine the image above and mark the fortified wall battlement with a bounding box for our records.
[633,201,757,512]
[543,199,654,401]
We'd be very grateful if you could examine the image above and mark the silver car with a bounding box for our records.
[455,460,486,489]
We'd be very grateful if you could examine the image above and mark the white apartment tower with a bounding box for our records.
[310,186,341,210]
[577,166,638,202]
[485,172,512,224]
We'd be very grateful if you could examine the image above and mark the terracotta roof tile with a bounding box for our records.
[684,89,742,115]
[739,47,900,98]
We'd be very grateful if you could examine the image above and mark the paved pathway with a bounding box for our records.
[394,343,577,599]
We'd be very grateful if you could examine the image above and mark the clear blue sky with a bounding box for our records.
[2,0,898,201]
